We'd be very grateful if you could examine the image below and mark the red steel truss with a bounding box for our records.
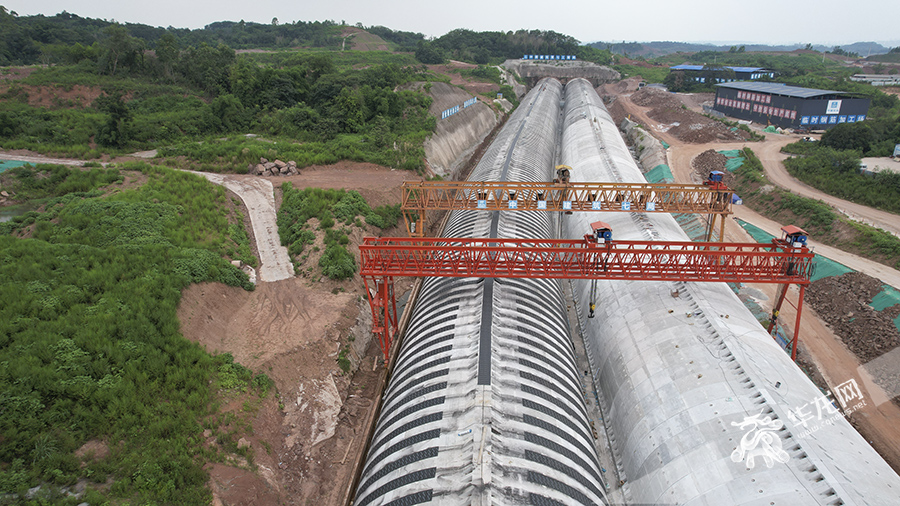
[361,236,813,360]
[401,180,734,239]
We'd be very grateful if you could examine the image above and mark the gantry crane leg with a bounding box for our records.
[364,276,398,360]
[767,283,806,361]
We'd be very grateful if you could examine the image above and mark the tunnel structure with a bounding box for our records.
[353,78,900,505]
[353,79,608,505]
[562,77,900,505]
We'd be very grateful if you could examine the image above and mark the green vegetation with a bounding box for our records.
[732,148,900,268]
[0,164,264,504]
[1,52,437,170]
[784,147,900,214]
[1,10,439,171]
[454,65,502,84]
[0,163,121,200]
[613,64,669,83]
[417,28,612,65]
[0,8,341,66]
[277,185,400,280]
[779,118,900,214]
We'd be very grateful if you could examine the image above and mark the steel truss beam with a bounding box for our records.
[401,181,734,239]
[361,236,812,360]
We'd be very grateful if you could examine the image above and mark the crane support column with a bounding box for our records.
[364,276,398,360]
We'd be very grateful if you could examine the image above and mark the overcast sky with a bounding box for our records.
[4,0,899,47]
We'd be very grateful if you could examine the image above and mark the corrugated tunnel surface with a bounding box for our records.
[354,76,900,506]
[353,79,608,505]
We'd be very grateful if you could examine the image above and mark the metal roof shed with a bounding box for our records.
[713,82,871,130]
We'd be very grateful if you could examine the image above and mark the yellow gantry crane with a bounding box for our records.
[402,166,735,240]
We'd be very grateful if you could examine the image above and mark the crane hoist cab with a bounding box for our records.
[586,221,613,244]
[779,225,809,249]
[704,170,728,191]
[554,165,572,185]
[585,221,612,319]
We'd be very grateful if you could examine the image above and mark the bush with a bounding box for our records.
[319,244,356,280]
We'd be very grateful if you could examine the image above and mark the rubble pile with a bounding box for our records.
[692,149,736,186]
[630,87,747,144]
[249,157,300,177]
[806,272,900,363]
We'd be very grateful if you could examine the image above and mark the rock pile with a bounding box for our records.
[249,157,300,177]
[692,149,736,187]
[806,272,900,363]
[630,87,747,144]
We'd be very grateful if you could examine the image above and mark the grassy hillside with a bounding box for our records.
[0,163,266,504]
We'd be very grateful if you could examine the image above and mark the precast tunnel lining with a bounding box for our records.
[353,78,900,506]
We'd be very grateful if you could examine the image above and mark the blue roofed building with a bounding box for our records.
[713,81,871,130]
[669,64,775,83]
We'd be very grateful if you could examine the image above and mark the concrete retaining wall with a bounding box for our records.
[422,82,499,178]
[619,117,668,172]
[503,59,620,87]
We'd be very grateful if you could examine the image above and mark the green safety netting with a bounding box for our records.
[661,140,670,149]
[674,213,715,241]
[0,160,28,173]
[717,150,745,171]
[736,220,852,282]
[724,157,745,171]
[764,125,778,133]
[871,286,900,334]
[645,164,674,183]
[730,126,738,132]
[871,285,900,311]
[737,219,900,332]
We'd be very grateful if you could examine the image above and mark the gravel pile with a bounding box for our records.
[692,149,736,186]
[806,272,900,363]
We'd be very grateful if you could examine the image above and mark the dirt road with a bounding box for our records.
[615,94,900,237]
[765,151,900,237]
[192,171,294,282]
[0,152,90,166]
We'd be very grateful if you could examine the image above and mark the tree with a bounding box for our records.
[210,94,249,132]
[664,70,686,92]
[94,92,132,147]
[414,41,444,64]
[156,32,179,83]
[821,123,875,153]
[99,24,143,75]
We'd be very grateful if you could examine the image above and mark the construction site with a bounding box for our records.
[4,48,899,506]
[345,75,900,505]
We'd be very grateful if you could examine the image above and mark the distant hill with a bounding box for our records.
[588,40,893,58]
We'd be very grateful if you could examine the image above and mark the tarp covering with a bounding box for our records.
[718,150,745,171]
[736,219,852,282]
[674,213,714,242]
[0,160,28,173]
[764,125,778,133]
[871,285,900,311]
[645,164,674,183]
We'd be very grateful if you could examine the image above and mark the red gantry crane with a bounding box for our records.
[361,225,814,363]
[401,167,736,241]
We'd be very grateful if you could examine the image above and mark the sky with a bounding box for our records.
[4,0,899,47]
